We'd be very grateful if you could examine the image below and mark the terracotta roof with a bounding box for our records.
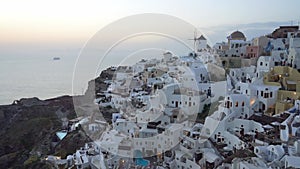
[228,31,246,39]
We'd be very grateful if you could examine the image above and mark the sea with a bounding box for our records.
[0,54,78,105]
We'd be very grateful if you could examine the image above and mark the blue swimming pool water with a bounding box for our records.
[136,158,149,166]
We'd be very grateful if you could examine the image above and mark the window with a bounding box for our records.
[280,53,284,58]
[242,102,245,106]
[206,128,210,135]
[260,62,263,66]
[235,102,239,107]
[264,93,269,98]
[270,92,273,98]
[280,125,286,130]
[261,91,263,97]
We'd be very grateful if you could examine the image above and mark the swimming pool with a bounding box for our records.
[136,158,149,167]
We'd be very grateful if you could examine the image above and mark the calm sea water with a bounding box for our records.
[0,50,162,105]
[0,55,78,105]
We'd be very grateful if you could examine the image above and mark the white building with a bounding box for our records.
[270,38,286,51]
[201,94,264,150]
[254,145,285,162]
[250,84,280,113]
[271,49,287,66]
[197,35,207,51]
[288,47,300,69]
[232,157,269,169]
[256,56,275,78]
[281,155,300,169]
[289,37,300,49]
[74,148,90,169]
[226,42,249,57]
[162,83,207,115]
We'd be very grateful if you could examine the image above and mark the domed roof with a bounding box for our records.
[229,31,246,39]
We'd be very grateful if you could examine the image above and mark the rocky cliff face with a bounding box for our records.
[0,96,77,168]
[0,67,116,168]
[207,63,226,81]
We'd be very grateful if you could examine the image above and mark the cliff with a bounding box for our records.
[0,67,116,168]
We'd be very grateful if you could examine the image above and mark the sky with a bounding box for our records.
[0,0,300,53]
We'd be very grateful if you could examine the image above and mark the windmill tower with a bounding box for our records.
[188,30,198,57]
[198,35,207,51]
[189,30,207,56]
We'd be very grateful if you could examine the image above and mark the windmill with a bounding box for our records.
[188,29,199,57]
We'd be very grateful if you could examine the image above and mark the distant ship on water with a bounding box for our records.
[53,57,60,61]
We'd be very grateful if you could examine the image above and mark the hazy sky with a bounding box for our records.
[1,0,300,47]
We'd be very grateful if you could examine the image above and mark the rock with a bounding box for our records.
[0,110,4,119]
[207,63,226,81]
[0,67,114,168]
[18,97,48,107]
[0,95,76,168]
